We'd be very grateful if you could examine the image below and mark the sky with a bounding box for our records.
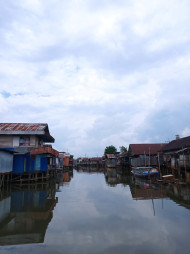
[0,0,190,158]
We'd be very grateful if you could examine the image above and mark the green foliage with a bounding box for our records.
[120,146,127,153]
[104,145,117,155]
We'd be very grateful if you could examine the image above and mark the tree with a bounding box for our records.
[120,146,127,153]
[104,145,117,155]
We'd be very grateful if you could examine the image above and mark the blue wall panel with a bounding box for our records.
[13,154,36,174]
[13,155,24,174]
[41,156,47,172]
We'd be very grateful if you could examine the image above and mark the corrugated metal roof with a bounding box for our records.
[0,123,47,132]
[129,144,166,155]
[118,151,128,158]
[0,123,55,143]
[90,157,102,161]
[106,154,116,159]
[162,136,190,152]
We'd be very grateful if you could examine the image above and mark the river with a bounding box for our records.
[0,168,190,254]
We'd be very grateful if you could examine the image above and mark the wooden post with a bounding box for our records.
[149,147,151,167]
[183,147,187,181]
[158,152,161,178]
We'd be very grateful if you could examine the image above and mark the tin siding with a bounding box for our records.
[13,155,24,173]
[0,151,13,173]
[35,154,47,171]
[41,155,47,171]
[35,155,41,171]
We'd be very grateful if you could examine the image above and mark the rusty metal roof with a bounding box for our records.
[118,151,128,158]
[0,123,55,143]
[90,157,102,161]
[162,136,190,152]
[129,144,166,155]
[0,123,47,132]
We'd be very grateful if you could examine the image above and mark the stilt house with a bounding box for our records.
[128,143,166,167]
[0,123,57,174]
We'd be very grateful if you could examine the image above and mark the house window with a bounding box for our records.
[19,136,30,146]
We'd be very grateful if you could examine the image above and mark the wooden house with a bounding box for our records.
[162,136,190,178]
[0,123,54,149]
[77,157,90,167]
[117,152,129,167]
[128,143,166,168]
[0,123,56,174]
[105,154,117,168]
[90,157,102,167]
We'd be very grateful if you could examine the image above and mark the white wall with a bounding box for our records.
[13,136,19,147]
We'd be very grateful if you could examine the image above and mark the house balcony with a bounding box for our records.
[30,146,59,157]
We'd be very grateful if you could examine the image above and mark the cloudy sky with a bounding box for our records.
[0,0,190,157]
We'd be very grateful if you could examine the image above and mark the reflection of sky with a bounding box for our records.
[1,170,190,254]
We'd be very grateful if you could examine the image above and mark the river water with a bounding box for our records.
[0,168,190,254]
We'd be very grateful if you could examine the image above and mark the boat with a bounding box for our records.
[161,174,174,183]
[131,166,159,178]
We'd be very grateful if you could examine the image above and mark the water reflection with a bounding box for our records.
[0,182,58,245]
[104,168,128,186]
[0,168,190,254]
[76,167,105,174]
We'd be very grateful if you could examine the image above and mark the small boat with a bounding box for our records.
[161,174,174,182]
[131,167,159,178]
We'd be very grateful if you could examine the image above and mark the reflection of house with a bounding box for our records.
[130,178,167,200]
[56,169,73,187]
[0,185,58,245]
[0,194,11,229]
[128,144,166,167]
[105,168,119,186]
[62,171,70,183]
[165,183,190,209]
[162,136,190,176]
[104,168,129,186]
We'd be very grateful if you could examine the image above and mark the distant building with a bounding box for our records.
[117,152,129,167]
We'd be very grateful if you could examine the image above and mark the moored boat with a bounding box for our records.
[131,167,159,178]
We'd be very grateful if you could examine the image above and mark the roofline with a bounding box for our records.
[0,131,45,135]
